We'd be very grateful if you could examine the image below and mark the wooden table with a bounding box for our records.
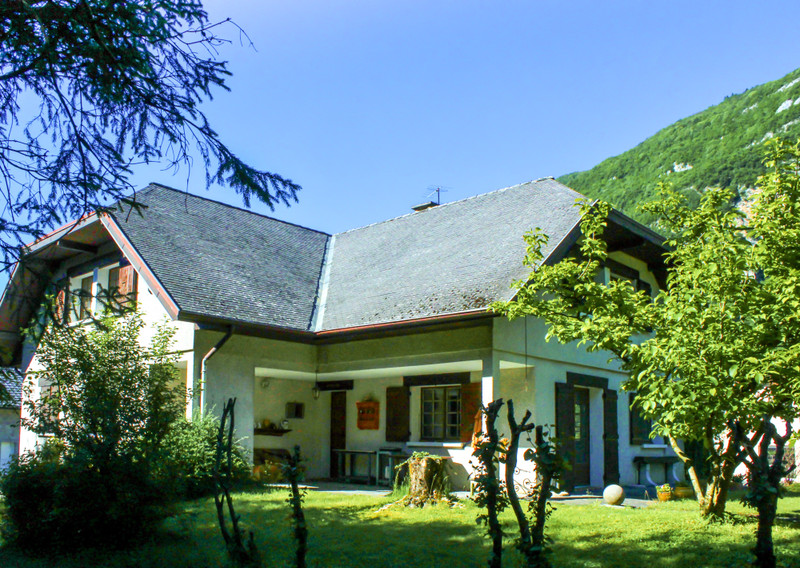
[331,449,377,484]
[377,450,410,486]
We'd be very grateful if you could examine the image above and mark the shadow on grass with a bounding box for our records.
[3,493,800,568]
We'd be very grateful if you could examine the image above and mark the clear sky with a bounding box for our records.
[129,0,800,236]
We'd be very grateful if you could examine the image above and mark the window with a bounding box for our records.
[74,275,93,321]
[41,384,61,434]
[628,392,653,445]
[108,266,120,299]
[606,259,652,298]
[421,386,461,441]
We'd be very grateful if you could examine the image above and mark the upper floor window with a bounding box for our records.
[61,264,137,323]
[605,259,652,298]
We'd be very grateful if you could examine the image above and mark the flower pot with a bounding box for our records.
[656,491,672,502]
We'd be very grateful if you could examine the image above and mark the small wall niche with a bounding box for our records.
[285,402,305,419]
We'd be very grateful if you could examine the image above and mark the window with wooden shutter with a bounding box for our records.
[628,392,652,445]
[385,386,410,442]
[78,276,93,320]
[117,265,138,307]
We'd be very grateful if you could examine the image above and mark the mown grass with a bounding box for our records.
[1,486,799,567]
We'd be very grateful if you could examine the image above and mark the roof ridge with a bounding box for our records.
[140,183,332,237]
[333,177,559,236]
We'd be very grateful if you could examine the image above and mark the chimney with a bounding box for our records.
[412,201,438,212]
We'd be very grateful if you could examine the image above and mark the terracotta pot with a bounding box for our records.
[656,491,672,502]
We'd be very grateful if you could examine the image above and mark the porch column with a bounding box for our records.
[481,352,500,406]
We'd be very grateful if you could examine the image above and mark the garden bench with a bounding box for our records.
[633,455,681,486]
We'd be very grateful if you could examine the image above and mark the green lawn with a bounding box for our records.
[1,487,799,567]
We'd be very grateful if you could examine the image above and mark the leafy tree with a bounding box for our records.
[25,314,183,465]
[0,0,299,413]
[493,138,800,565]
[1,313,184,549]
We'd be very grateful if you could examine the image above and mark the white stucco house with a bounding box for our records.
[0,178,684,491]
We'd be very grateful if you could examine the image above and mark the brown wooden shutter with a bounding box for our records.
[54,286,67,324]
[460,381,482,444]
[603,389,620,485]
[385,386,410,442]
[555,381,575,491]
[628,392,652,445]
[118,265,138,306]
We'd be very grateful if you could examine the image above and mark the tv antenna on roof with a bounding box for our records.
[425,185,450,205]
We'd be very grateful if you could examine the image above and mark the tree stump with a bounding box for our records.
[378,453,453,511]
[405,454,449,507]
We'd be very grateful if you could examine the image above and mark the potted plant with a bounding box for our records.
[674,480,694,499]
[656,483,672,502]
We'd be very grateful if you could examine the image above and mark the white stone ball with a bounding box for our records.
[602,484,625,506]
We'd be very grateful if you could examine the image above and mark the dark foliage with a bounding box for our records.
[0,0,300,271]
[0,441,170,551]
[161,410,250,499]
[1,315,183,551]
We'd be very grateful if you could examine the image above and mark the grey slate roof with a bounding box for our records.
[319,178,583,330]
[111,179,586,333]
[0,368,23,408]
[111,185,330,331]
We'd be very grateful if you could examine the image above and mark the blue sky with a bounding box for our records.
[129,0,800,235]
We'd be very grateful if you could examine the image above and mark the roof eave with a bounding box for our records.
[99,213,181,320]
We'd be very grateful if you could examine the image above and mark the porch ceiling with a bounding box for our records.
[254,359,483,382]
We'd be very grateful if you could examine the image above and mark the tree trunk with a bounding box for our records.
[742,419,795,568]
[754,495,778,568]
[669,435,736,520]
[482,401,504,568]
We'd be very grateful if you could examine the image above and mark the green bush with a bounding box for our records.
[0,442,170,551]
[161,410,250,498]
[1,315,184,551]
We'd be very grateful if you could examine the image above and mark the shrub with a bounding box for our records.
[161,410,250,498]
[2,314,183,551]
[0,442,170,550]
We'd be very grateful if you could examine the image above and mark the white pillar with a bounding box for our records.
[481,352,500,406]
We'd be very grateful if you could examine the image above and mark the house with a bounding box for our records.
[0,368,22,470]
[0,178,678,491]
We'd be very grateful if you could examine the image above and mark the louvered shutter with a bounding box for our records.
[118,265,138,306]
[603,389,620,485]
[385,386,410,442]
[628,392,652,445]
[54,286,67,324]
[460,382,482,444]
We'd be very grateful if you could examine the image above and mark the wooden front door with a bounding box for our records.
[329,391,347,477]
[573,388,591,486]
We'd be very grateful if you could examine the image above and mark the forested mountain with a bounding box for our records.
[558,66,800,225]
